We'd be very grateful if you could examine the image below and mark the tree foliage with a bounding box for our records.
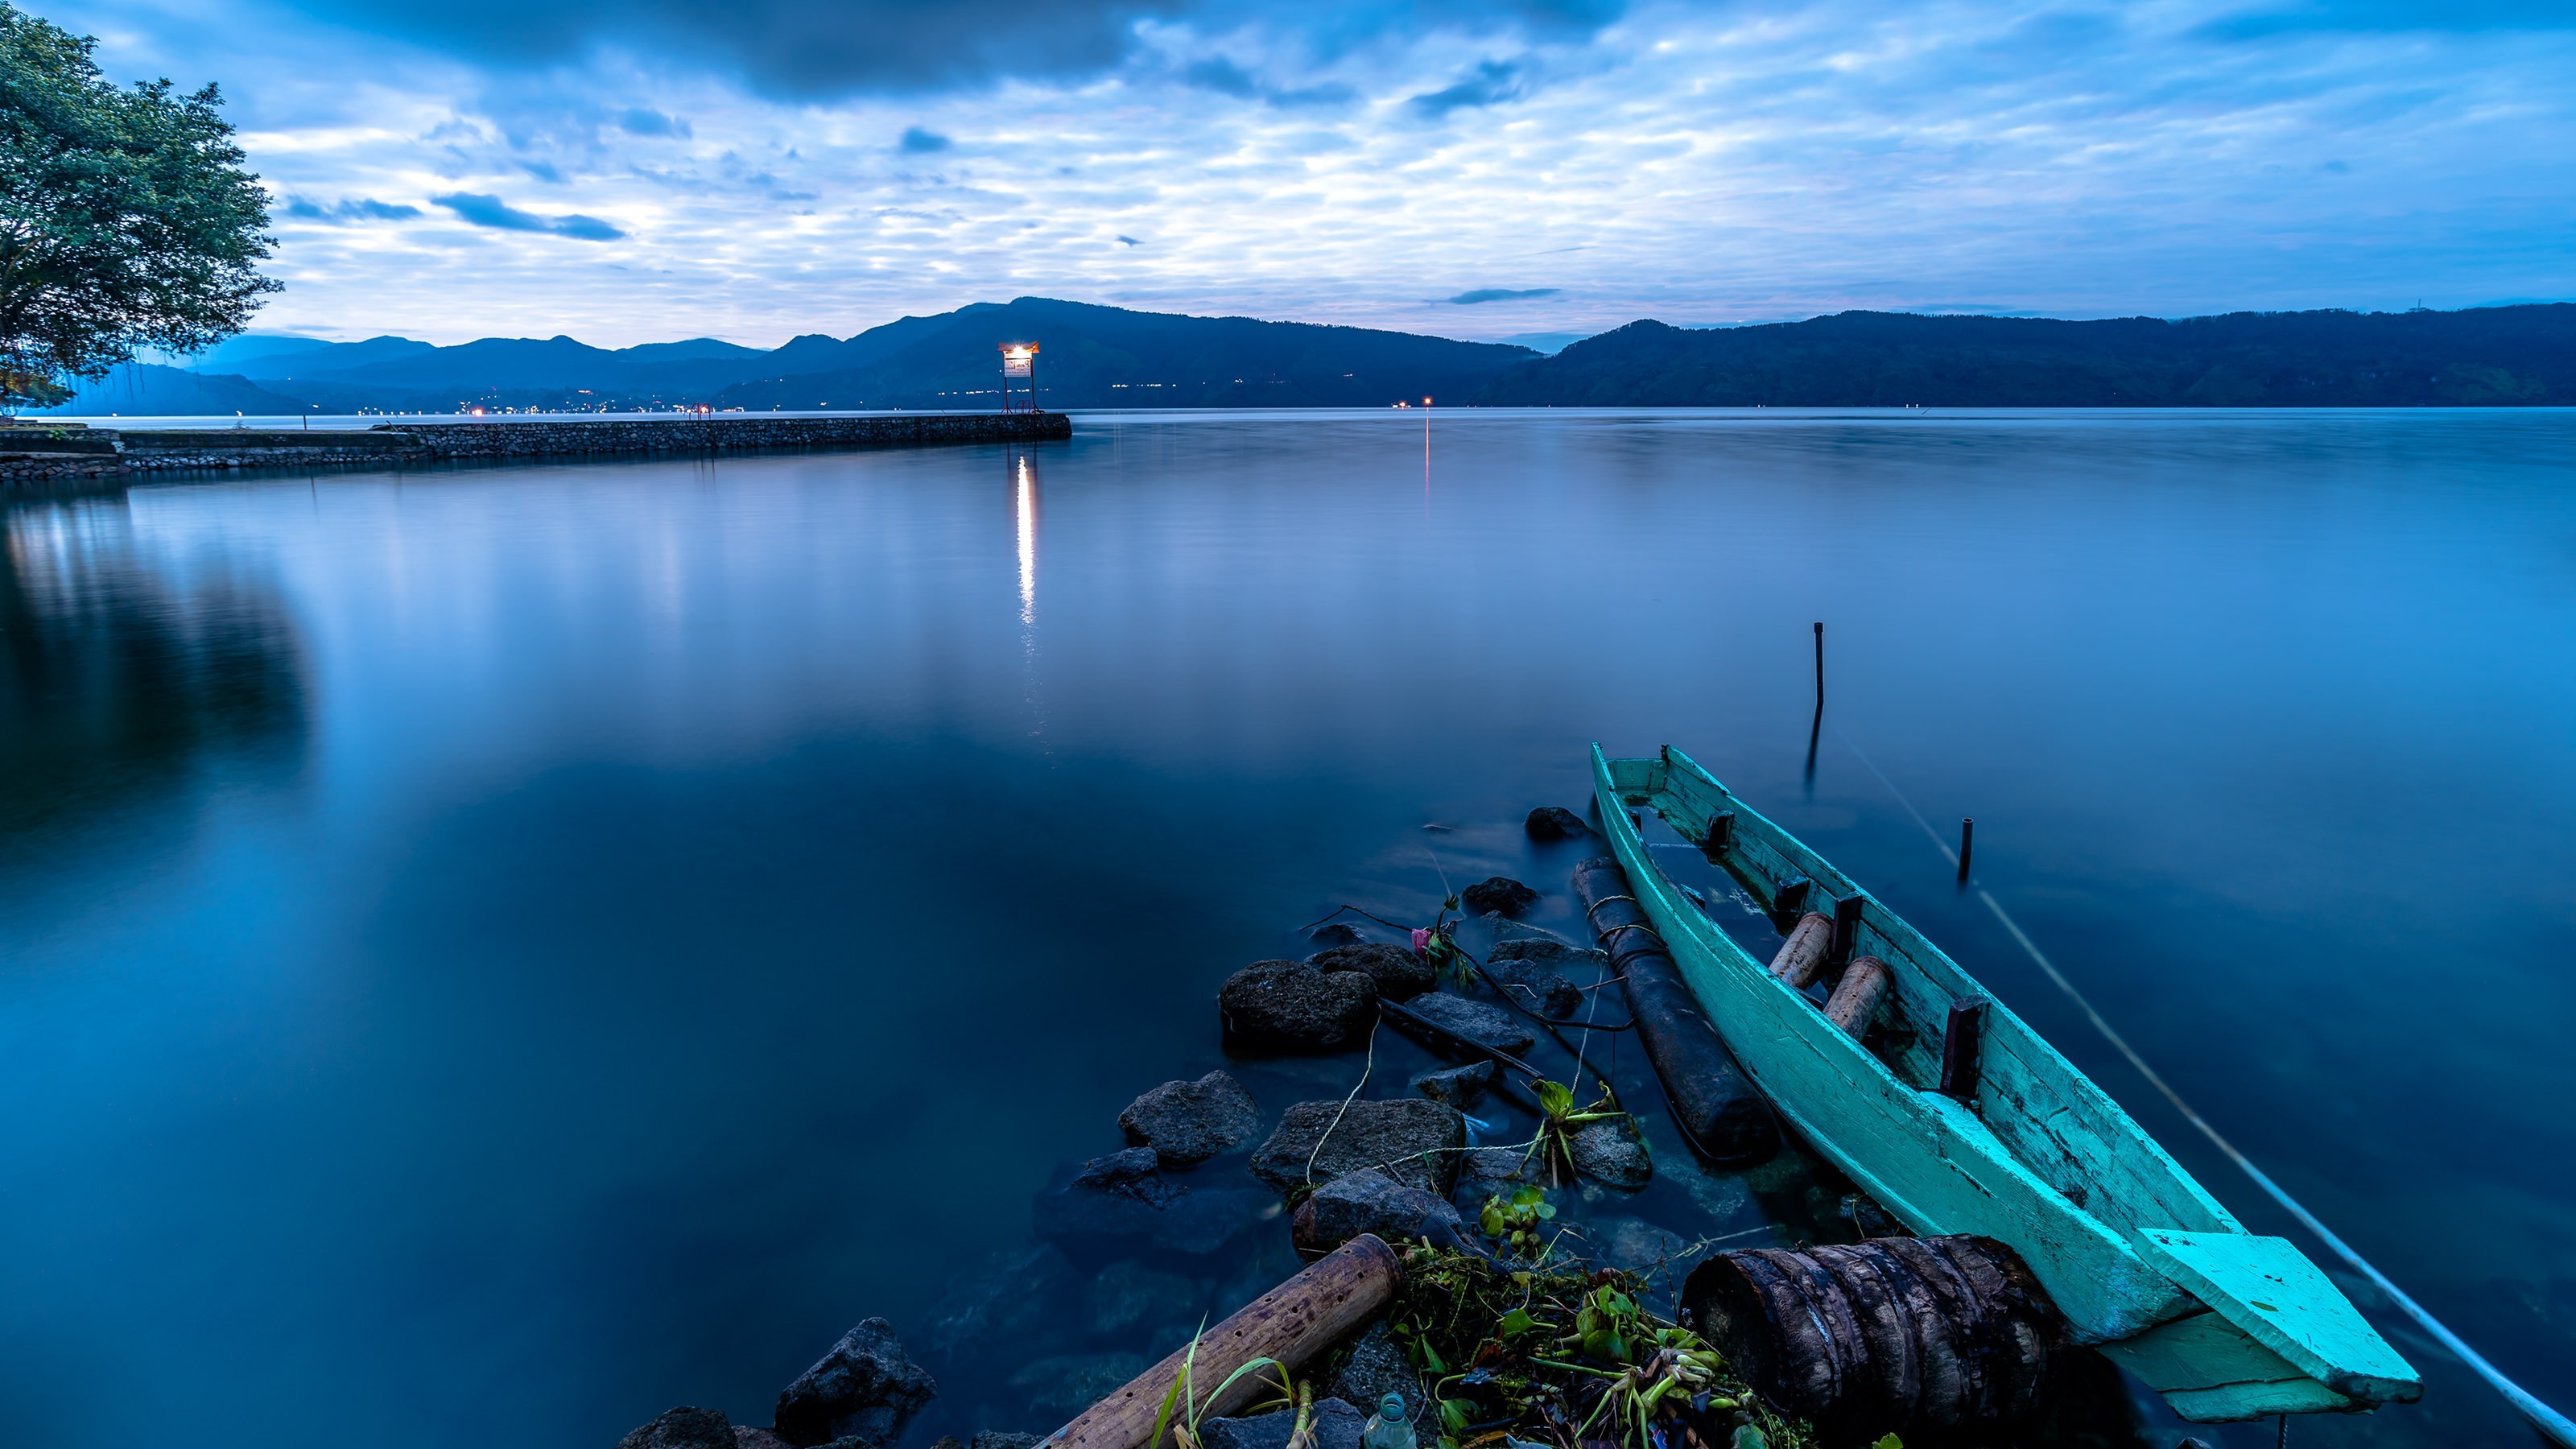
[1,1,277,406]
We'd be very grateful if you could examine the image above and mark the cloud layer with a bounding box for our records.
[53,0,2576,346]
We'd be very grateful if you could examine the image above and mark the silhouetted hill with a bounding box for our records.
[715,298,1538,410]
[39,364,309,417]
[232,335,764,411]
[1472,306,2576,407]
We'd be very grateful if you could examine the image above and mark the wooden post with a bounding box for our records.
[1769,912,1833,989]
[1830,894,1865,968]
[1957,818,1974,884]
[1813,621,1825,712]
[1773,874,1813,919]
[1048,1235,1403,1449]
[1824,956,1892,1037]
[1940,995,1990,1102]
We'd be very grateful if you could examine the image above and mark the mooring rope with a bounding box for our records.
[1835,728,2576,1447]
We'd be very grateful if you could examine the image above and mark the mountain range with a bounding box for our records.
[30,299,2576,415]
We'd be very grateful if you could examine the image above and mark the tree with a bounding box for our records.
[1,2,277,408]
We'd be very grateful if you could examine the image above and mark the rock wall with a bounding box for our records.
[0,412,1071,484]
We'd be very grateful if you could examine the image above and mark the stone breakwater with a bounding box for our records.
[0,412,1071,484]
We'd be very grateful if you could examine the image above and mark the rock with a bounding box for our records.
[734,1430,792,1449]
[1327,1322,1432,1437]
[1219,959,1377,1051]
[620,1408,737,1449]
[1033,1148,1268,1257]
[1489,938,1607,971]
[1570,1118,1652,1190]
[1202,1397,1368,1449]
[1006,1353,1147,1421]
[1409,1061,1493,1109]
[1525,806,1591,841]
[924,1244,1080,1357]
[1477,949,1585,1018]
[1083,1258,1204,1335]
[1590,1216,1694,1274]
[1460,877,1539,917]
[971,1435,1041,1449]
[774,1319,938,1449]
[1120,1071,1262,1166]
[1311,943,1437,1002]
[1311,922,1364,947]
[1388,991,1535,1059]
[1457,1146,1546,1191]
[1249,1099,1466,1195]
[1290,1168,1477,1257]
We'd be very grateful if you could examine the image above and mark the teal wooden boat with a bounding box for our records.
[1592,744,2421,1423]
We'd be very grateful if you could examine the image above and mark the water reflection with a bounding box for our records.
[0,497,306,859]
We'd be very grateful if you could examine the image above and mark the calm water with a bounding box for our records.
[2,411,2570,1449]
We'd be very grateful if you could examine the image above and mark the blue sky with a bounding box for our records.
[52,0,2576,347]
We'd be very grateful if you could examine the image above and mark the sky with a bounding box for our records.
[48,0,2576,349]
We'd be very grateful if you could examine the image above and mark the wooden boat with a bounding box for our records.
[1591,744,2420,1423]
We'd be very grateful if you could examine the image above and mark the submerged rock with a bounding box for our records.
[1570,1118,1653,1190]
[1457,1146,1547,1192]
[735,1429,792,1449]
[1460,877,1539,917]
[773,1319,938,1449]
[1202,1397,1368,1449]
[1525,806,1591,841]
[619,1407,738,1449]
[1590,1216,1695,1274]
[1311,942,1437,1002]
[1249,1098,1465,1195]
[1219,959,1377,1051]
[1311,922,1365,947]
[1033,1147,1269,1257]
[1290,1167,1476,1257]
[970,1434,1042,1449]
[1388,991,1536,1059]
[1120,1071,1262,1166]
[1477,950,1586,1019]
[1409,1061,1493,1109]
[924,1244,1080,1358]
[1083,1258,1205,1335]
[1007,1352,1148,1421]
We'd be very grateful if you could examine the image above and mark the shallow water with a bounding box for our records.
[2,409,2570,1449]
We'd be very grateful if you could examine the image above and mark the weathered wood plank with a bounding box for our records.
[2136,1230,2419,1402]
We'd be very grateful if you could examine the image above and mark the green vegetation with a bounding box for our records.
[0,1,275,407]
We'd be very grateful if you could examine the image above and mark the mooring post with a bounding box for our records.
[1813,621,1825,711]
[1957,817,1974,884]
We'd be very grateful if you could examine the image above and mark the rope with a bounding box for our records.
[1835,728,2576,1447]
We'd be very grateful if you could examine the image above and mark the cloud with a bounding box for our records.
[431,192,626,240]
[1410,60,1528,117]
[1182,54,1357,108]
[1116,235,1143,246]
[1445,287,1560,304]
[620,106,691,137]
[898,125,953,154]
[283,196,424,222]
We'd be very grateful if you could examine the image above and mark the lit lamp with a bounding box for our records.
[998,342,1039,413]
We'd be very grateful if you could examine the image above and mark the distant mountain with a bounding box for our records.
[715,298,1540,411]
[228,334,759,412]
[36,364,308,417]
[1473,306,2576,407]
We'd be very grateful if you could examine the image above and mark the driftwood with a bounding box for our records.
[1048,1233,1402,1449]
[1823,955,1892,1037]
[1572,857,1780,1166]
[1768,912,1833,989]
[1682,1234,2066,1440]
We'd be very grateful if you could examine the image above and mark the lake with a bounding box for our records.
[2,409,2569,1449]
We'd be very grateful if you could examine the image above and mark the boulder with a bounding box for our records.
[1457,1146,1546,1191]
[1201,1397,1368,1449]
[735,1430,792,1449]
[923,1244,1080,1358]
[1083,1258,1204,1335]
[773,1319,938,1449]
[1249,1099,1465,1195]
[1290,1168,1478,1257]
[1219,960,1377,1051]
[1460,877,1539,917]
[1571,1118,1653,1190]
[1327,1322,1432,1437]
[1310,923,1364,947]
[1525,806,1591,841]
[1311,943,1437,1002]
[1033,1148,1267,1257]
[1006,1353,1147,1421]
[970,1435,1042,1449]
[619,1408,737,1449]
[1388,991,1535,1059]
[1120,1071,1262,1166]
[1477,952,1585,1019]
[1409,1061,1493,1109]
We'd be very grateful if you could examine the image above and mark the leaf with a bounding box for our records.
[1480,1199,1508,1236]
[1496,1307,1538,1340]
[1440,1399,1474,1433]
[1872,1438,1904,1449]
[1534,1080,1575,1117]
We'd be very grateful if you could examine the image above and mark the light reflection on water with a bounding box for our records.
[0,410,2570,1449]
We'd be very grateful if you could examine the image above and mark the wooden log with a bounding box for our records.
[1049,1234,1403,1449]
[1574,857,1781,1166]
[1769,912,1833,989]
[1682,1234,2065,1440]
[1823,955,1892,1037]
[1939,996,1990,1102]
